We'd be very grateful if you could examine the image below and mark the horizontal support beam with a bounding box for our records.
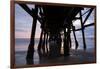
[74,23,94,31]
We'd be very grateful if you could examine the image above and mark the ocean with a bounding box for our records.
[15,38,95,66]
[15,38,95,52]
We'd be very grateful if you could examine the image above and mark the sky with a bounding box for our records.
[15,4,41,38]
[15,3,95,39]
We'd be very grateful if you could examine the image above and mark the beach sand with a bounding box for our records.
[15,48,96,67]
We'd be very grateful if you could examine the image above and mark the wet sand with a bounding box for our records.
[15,48,96,67]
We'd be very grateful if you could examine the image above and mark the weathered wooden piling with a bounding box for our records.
[45,33,49,54]
[63,25,71,56]
[72,25,79,49]
[41,32,46,55]
[26,6,38,60]
[79,11,86,50]
[38,29,43,51]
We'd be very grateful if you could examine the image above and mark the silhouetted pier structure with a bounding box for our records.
[19,4,94,62]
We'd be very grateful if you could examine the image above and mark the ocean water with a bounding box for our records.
[15,38,95,52]
[15,38,95,66]
[15,38,39,52]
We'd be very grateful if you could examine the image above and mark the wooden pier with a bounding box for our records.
[19,4,94,64]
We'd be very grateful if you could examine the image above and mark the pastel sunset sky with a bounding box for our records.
[15,4,95,39]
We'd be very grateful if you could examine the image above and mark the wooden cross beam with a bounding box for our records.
[75,23,94,31]
[19,4,33,17]
[83,8,94,24]
[19,4,44,26]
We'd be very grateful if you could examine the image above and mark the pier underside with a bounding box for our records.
[18,3,95,65]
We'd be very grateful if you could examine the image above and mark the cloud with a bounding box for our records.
[15,28,26,32]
